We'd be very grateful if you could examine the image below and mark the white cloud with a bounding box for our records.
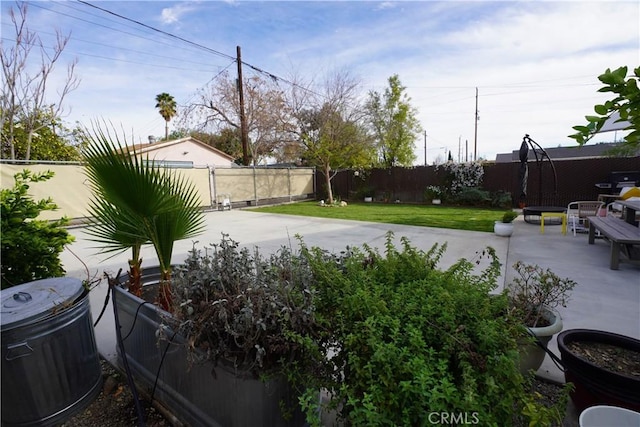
[6,1,637,160]
[160,2,200,24]
[375,2,397,11]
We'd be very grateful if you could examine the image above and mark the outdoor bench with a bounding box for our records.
[588,216,640,270]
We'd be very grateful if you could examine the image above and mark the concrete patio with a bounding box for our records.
[58,208,640,423]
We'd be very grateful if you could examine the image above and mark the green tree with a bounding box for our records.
[155,92,177,141]
[1,170,74,288]
[570,66,639,147]
[190,128,242,161]
[289,70,375,204]
[298,104,373,204]
[365,74,421,167]
[1,110,81,161]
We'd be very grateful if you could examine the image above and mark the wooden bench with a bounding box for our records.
[588,216,640,270]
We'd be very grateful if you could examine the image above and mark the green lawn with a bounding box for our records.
[250,200,508,232]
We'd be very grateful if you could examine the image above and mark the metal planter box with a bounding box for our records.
[113,270,306,427]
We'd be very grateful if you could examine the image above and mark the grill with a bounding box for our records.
[595,171,640,194]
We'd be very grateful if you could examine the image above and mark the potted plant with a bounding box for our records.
[82,123,205,311]
[301,233,568,426]
[358,186,375,202]
[506,261,576,374]
[111,236,321,426]
[82,124,319,426]
[557,329,640,413]
[494,210,518,236]
[424,185,443,204]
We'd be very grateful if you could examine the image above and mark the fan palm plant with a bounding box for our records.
[83,123,205,310]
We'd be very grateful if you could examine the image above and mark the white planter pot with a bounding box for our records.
[364,196,373,203]
[431,199,441,205]
[579,405,640,427]
[519,306,563,374]
[494,221,514,237]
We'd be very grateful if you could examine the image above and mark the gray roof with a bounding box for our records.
[495,142,638,163]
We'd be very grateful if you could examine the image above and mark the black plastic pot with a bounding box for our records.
[557,329,640,413]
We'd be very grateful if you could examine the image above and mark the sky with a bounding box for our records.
[2,0,639,164]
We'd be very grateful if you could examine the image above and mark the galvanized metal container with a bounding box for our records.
[115,268,306,426]
[1,277,102,426]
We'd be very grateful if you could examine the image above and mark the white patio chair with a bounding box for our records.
[567,201,605,236]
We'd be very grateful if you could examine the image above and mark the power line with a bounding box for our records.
[76,0,236,62]
[73,1,326,101]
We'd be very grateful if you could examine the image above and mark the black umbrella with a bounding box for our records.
[518,137,529,204]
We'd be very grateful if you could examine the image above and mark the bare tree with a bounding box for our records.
[1,2,79,160]
[185,71,291,165]
[287,69,375,204]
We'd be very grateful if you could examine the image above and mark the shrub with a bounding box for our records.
[302,232,553,426]
[507,261,577,327]
[491,190,513,208]
[1,170,74,289]
[437,161,484,195]
[424,185,443,201]
[449,186,491,206]
[502,211,519,223]
[169,234,322,377]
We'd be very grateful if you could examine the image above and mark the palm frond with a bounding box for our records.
[83,120,205,278]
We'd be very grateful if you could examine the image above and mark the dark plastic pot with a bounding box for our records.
[557,329,640,413]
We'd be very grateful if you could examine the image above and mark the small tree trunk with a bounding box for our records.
[127,259,143,297]
[324,164,333,204]
[157,269,173,312]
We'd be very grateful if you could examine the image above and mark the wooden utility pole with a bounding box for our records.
[424,130,427,166]
[237,46,250,166]
[474,87,478,162]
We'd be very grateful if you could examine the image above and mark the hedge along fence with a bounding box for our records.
[0,162,316,221]
[324,156,640,208]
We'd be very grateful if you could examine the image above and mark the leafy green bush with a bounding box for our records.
[450,186,491,206]
[491,190,513,208]
[501,211,519,223]
[424,185,443,201]
[302,232,557,426]
[1,170,74,289]
[170,235,322,377]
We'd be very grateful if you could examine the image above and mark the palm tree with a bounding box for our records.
[155,92,177,141]
[83,122,204,310]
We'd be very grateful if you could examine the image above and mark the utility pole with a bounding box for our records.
[237,46,250,166]
[474,87,478,162]
[424,130,427,166]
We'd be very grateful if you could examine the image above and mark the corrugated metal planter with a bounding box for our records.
[114,267,306,427]
[1,277,102,426]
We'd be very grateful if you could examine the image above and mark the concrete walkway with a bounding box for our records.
[59,208,639,418]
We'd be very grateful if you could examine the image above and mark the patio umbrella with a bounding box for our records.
[518,137,529,204]
[598,111,631,133]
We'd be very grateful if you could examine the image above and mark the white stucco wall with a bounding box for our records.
[137,140,234,167]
